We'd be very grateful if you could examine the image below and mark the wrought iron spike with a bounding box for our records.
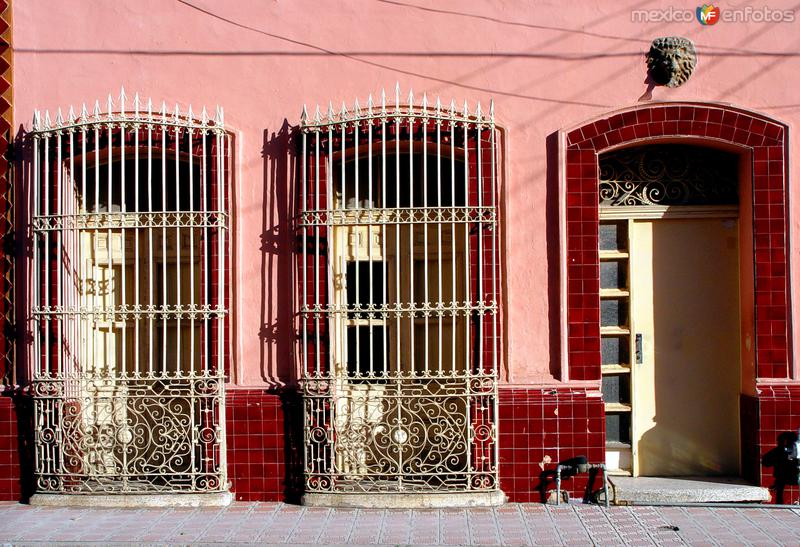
[462,100,469,117]
[215,105,224,125]
[201,106,208,124]
[395,81,401,107]
[314,105,321,124]
[327,101,334,119]
[55,108,64,126]
[107,94,114,116]
[93,100,102,120]
[381,89,387,113]
[147,98,153,116]
[160,101,168,121]
[32,110,40,131]
[68,105,76,124]
[44,110,52,129]
[354,98,361,116]
[300,104,308,124]
[489,99,495,121]
[187,104,194,122]
[133,93,141,115]
[476,102,482,121]
[450,100,456,115]
[173,103,181,122]
[81,102,89,121]
[436,96,442,113]
[340,101,348,121]
[422,93,428,110]
[119,86,127,114]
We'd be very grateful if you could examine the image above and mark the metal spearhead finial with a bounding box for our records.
[32,110,40,131]
[68,105,76,124]
[133,93,141,116]
[107,94,114,117]
[381,88,387,114]
[160,101,168,122]
[489,99,495,122]
[93,100,102,120]
[215,105,224,126]
[327,101,334,120]
[55,108,64,126]
[201,106,208,125]
[80,102,89,121]
[395,82,401,108]
[300,104,308,124]
[314,105,321,124]
[187,104,194,122]
[340,101,348,122]
[44,110,52,129]
[119,86,127,115]
[354,98,361,117]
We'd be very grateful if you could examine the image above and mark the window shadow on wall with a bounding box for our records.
[260,122,297,387]
[545,132,562,378]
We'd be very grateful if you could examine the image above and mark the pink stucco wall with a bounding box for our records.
[12,0,800,386]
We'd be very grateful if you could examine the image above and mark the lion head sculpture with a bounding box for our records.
[646,37,697,88]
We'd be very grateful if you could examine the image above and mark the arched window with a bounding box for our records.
[298,89,503,505]
[29,92,230,497]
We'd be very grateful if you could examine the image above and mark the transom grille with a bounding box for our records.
[29,90,230,494]
[298,88,500,494]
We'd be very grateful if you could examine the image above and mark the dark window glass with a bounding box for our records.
[599,221,627,251]
[606,412,631,445]
[601,336,629,365]
[601,298,629,328]
[602,374,631,405]
[600,259,627,290]
[347,326,386,376]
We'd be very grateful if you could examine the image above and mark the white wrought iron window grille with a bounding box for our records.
[29,89,230,495]
[298,87,501,495]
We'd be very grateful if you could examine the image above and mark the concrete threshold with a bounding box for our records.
[608,476,771,505]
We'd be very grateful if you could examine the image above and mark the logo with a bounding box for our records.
[697,4,721,25]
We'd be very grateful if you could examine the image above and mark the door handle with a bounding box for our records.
[635,333,643,364]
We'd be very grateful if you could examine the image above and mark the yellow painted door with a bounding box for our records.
[631,218,741,476]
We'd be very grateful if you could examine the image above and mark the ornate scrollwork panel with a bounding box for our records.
[303,375,497,493]
[32,374,226,494]
[599,145,738,207]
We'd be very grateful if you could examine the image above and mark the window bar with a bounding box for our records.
[68,122,77,379]
[300,113,308,378]
[174,109,182,376]
[147,105,155,375]
[353,108,360,378]
[476,104,484,376]
[422,95,429,377]
[188,120,195,376]
[408,92,415,376]
[161,106,168,374]
[450,104,456,374]
[314,121,321,379]
[201,119,209,376]
[217,127,226,377]
[339,106,345,379]
[31,129,40,377]
[43,134,50,376]
[463,106,472,482]
[134,99,141,377]
[436,98,443,376]
[121,98,128,377]
[56,127,63,378]
[367,97,374,379]
[325,109,334,382]
[490,104,500,482]
[380,92,388,377]
[106,111,114,377]
[490,107,498,378]
[93,123,100,378]
[462,103,470,376]
[80,124,88,379]
[394,92,401,374]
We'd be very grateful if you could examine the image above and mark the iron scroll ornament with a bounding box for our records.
[599,145,739,207]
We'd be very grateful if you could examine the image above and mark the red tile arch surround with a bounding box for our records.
[562,103,790,382]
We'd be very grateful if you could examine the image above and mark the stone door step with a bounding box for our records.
[608,476,771,505]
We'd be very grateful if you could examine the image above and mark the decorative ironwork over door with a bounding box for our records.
[298,88,500,495]
[29,91,230,494]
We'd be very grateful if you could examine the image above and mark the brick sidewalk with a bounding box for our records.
[1,501,799,545]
